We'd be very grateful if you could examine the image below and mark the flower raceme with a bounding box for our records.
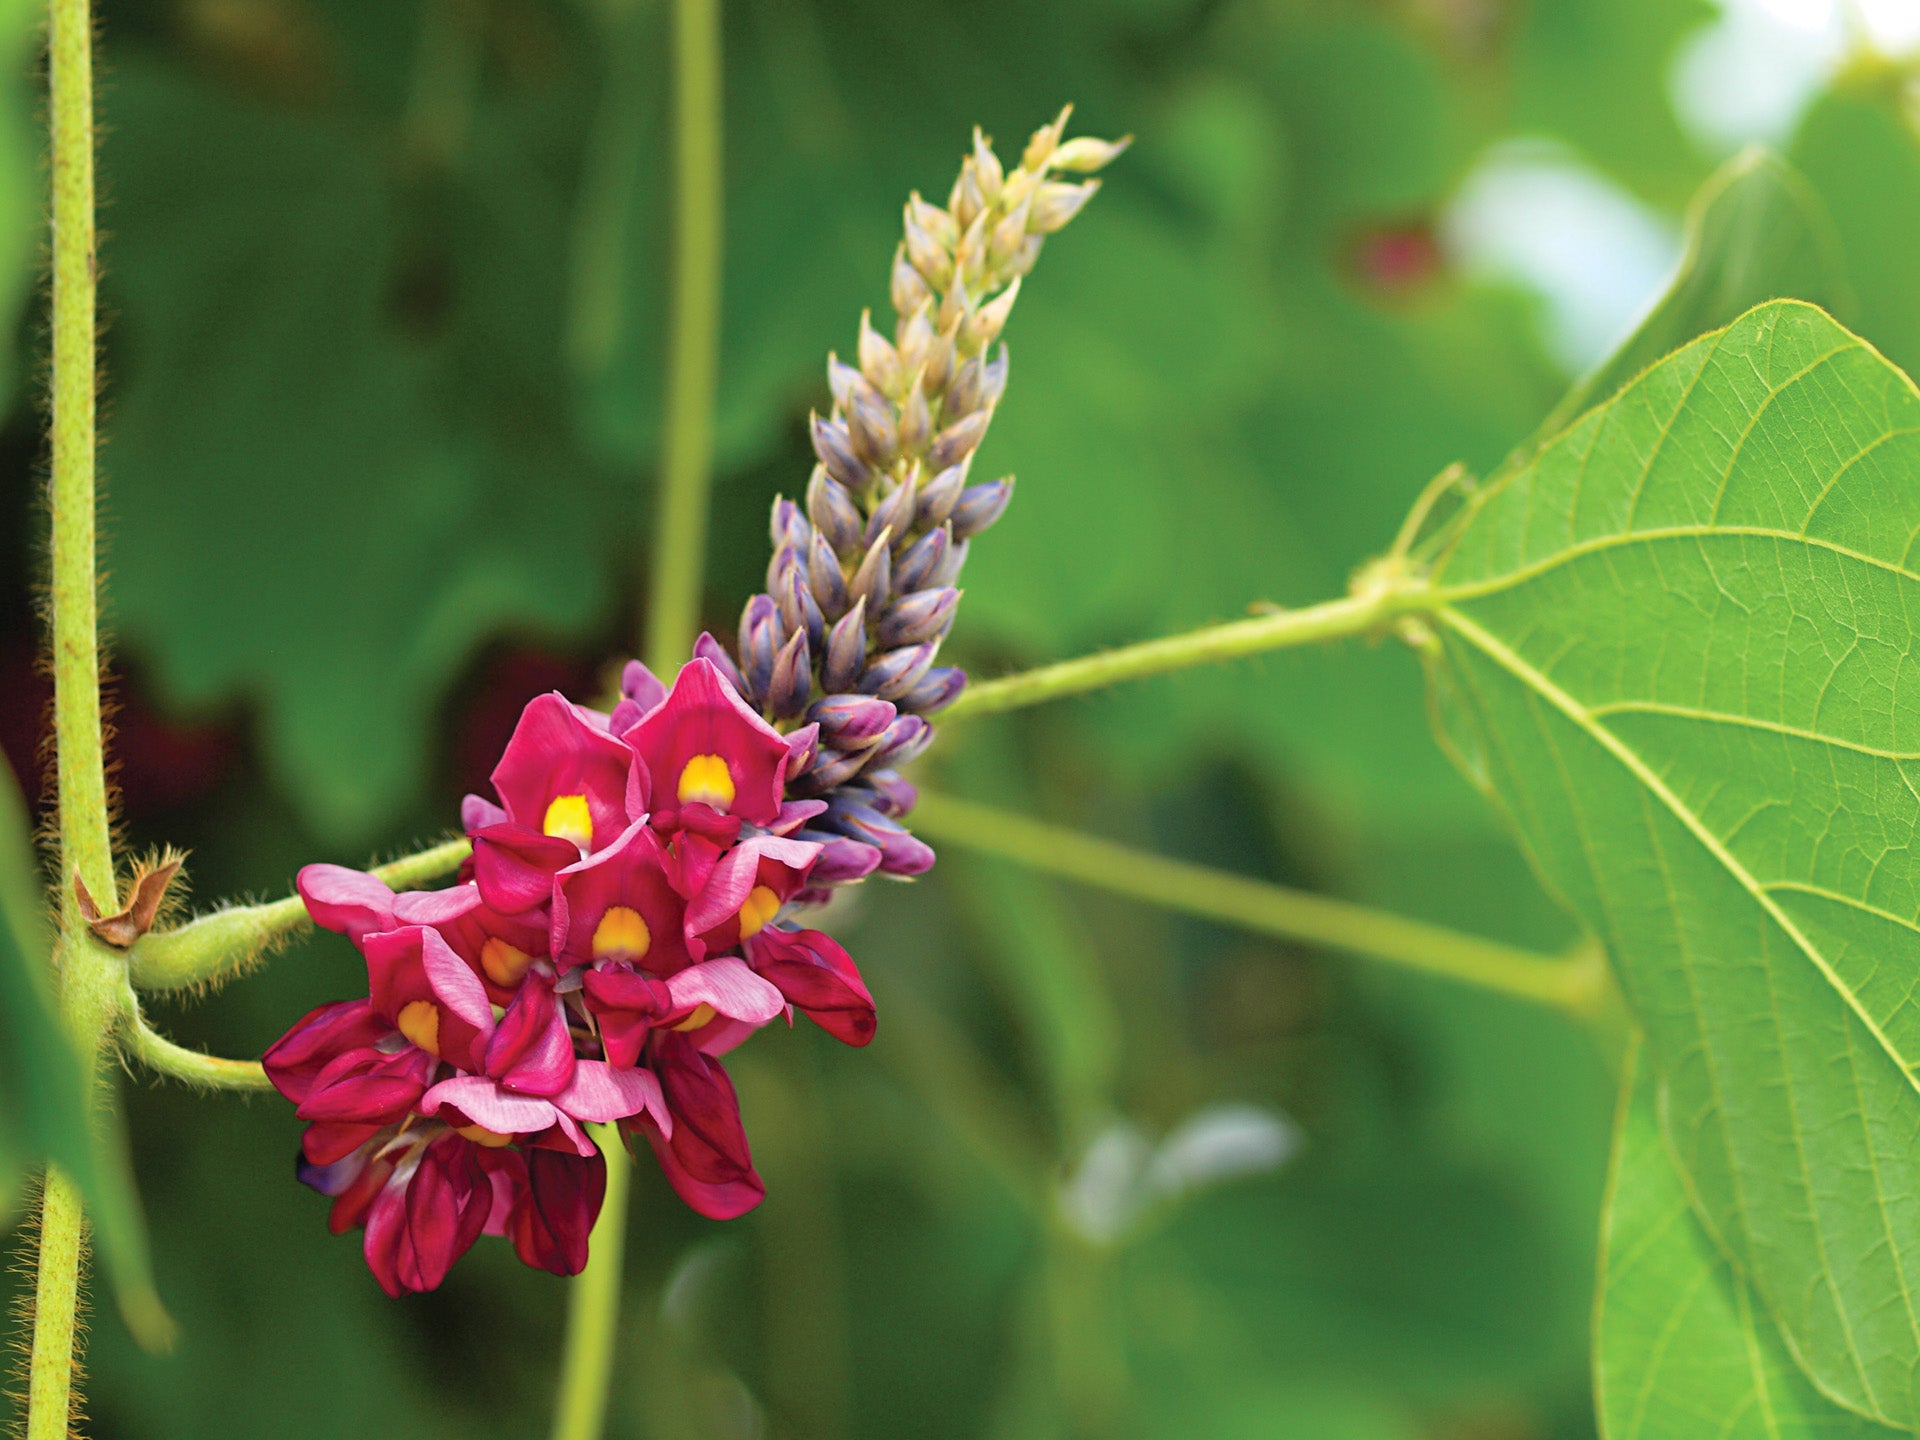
[265,113,1121,1296]
[265,660,877,1294]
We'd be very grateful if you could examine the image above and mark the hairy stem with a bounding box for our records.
[641,0,723,671]
[121,1004,273,1091]
[31,1,118,1430]
[26,1170,87,1440]
[911,792,1610,1018]
[131,836,471,992]
[550,1124,632,1440]
[948,584,1427,721]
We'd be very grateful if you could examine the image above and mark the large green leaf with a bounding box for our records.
[1595,1038,1892,1440]
[0,756,166,1346]
[1424,298,1920,1427]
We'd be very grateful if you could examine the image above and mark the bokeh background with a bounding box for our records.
[4,0,1919,1435]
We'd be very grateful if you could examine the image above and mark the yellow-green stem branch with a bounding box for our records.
[550,1124,632,1440]
[131,836,471,992]
[948,584,1427,721]
[121,1004,273,1091]
[642,0,722,671]
[911,792,1610,1019]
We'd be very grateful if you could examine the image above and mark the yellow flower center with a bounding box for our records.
[542,793,594,848]
[677,754,736,811]
[738,885,781,939]
[480,937,534,988]
[454,1124,516,1148]
[397,999,441,1056]
[672,1003,717,1032]
[592,905,652,961]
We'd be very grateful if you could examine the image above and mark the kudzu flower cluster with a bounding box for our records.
[265,111,1124,1295]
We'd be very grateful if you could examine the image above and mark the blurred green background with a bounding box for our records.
[4,0,1919,1434]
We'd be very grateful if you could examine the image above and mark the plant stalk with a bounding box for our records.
[30,2,117,1432]
[642,0,723,672]
[550,1124,632,1440]
[911,792,1610,1018]
[558,2,723,1435]
[948,585,1427,721]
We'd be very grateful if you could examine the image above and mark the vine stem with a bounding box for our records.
[31,1,122,1433]
[550,1123,632,1440]
[557,2,723,1435]
[910,792,1611,1018]
[947,583,1427,721]
[641,0,723,671]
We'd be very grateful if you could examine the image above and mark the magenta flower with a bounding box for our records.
[269,656,881,1286]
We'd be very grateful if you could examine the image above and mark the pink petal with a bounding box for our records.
[556,1059,670,1127]
[420,927,496,1040]
[297,864,398,942]
[419,1076,558,1135]
[668,957,786,1026]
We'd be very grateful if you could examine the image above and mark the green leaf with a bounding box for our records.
[1527,146,1849,451]
[1596,1037,1894,1440]
[1424,298,1920,1427]
[0,755,167,1347]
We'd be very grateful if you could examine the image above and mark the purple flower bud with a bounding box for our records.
[946,355,989,420]
[921,324,957,398]
[848,532,893,613]
[827,354,862,411]
[858,643,935,701]
[858,311,903,396]
[928,410,992,473]
[808,531,849,620]
[903,202,955,290]
[767,541,802,596]
[979,347,1009,409]
[950,477,1014,540]
[878,587,959,648]
[771,496,810,552]
[785,723,820,777]
[621,659,667,713]
[864,768,919,817]
[844,375,899,468]
[780,566,826,653]
[897,664,966,714]
[894,524,950,593]
[823,599,868,694]
[807,693,897,748]
[829,801,936,877]
[916,465,967,527]
[692,632,747,696]
[807,468,864,556]
[812,413,873,492]
[869,715,934,768]
[891,243,933,319]
[897,379,932,455]
[792,747,871,795]
[928,537,969,588]
[739,593,785,705]
[767,629,812,720]
[863,476,917,552]
[795,830,884,883]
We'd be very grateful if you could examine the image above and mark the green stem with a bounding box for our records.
[910,792,1610,1018]
[557,4,723,1434]
[642,0,722,672]
[550,1123,631,1440]
[947,584,1427,721]
[131,836,471,992]
[31,2,119,1431]
[121,1004,273,1091]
